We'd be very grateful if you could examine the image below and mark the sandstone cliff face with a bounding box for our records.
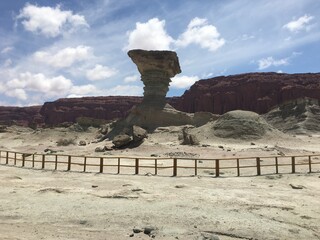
[0,106,43,127]
[40,96,143,126]
[1,72,319,127]
[175,72,320,114]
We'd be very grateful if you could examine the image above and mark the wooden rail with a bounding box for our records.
[0,150,319,177]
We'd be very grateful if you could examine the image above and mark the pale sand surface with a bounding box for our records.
[0,126,320,239]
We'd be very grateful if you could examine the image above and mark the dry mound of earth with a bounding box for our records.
[264,98,320,134]
[212,110,276,140]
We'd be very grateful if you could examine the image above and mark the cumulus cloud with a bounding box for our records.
[6,72,73,99]
[67,84,142,98]
[3,59,12,68]
[105,85,142,96]
[124,75,139,83]
[86,64,117,81]
[17,3,89,37]
[283,15,314,32]
[124,18,173,50]
[258,57,289,70]
[1,47,13,54]
[34,45,92,68]
[70,84,98,95]
[175,17,225,52]
[6,89,28,101]
[170,75,199,89]
[124,17,225,52]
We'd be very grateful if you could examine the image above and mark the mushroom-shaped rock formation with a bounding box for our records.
[128,49,181,108]
[107,50,213,137]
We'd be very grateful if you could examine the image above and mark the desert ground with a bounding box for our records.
[0,123,319,240]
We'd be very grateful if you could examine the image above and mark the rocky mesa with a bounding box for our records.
[174,72,320,114]
[1,72,319,127]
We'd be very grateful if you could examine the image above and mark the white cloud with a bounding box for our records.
[6,89,28,101]
[124,18,173,50]
[70,84,98,95]
[283,15,314,33]
[3,59,12,67]
[105,85,142,96]
[124,75,139,83]
[86,64,117,81]
[170,75,199,89]
[175,17,225,52]
[66,84,142,98]
[34,45,92,68]
[1,47,13,54]
[17,3,89,37]
[6,72,73,98]
[258,57,289,70]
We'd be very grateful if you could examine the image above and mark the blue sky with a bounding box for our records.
[0,0,319,106]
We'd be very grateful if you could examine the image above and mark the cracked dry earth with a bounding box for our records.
[0,166,319,240]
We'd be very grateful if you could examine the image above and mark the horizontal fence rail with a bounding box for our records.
[0,150,319,177]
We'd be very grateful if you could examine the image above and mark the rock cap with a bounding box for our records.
[128,49,181,77]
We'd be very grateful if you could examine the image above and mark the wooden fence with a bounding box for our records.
[0,150,319,177]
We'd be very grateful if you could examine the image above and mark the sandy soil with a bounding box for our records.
[0,125,320,239]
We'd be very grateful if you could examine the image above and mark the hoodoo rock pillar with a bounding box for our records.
[128,50,181,109]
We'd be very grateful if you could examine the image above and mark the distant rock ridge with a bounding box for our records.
[40,96,143,126]
[0,106,43,127]
[174,72,320,114]
[0,72,319,127]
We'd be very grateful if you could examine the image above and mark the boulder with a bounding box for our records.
[132,125,147,142]
[0,125,7,133]
[95,147,105,152]
[181,128,200,145]
[112,134,132,148]
[78,140,87,146]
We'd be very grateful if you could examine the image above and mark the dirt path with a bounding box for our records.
[1,166,319,240]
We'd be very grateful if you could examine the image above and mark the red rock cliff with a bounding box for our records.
[40,96,143,125]
[174,72,320,114]
[1,72,319,126]
[0,106,43,127]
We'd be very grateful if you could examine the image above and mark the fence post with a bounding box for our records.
[117,157,120,174]
[236,159,240,176]
[173,158,177,176]
[6,151,9,164]
[67,156,71,171]
[42,155,45,169]
[154,159,157,175]
[54,155,58,170]
[32,154,35,168]
[308,156,312,173]
[275,157,279,174]
[99,157,104,173]
[83,157,87,172]
[215,159,220,177]
[14,152,17,165]
[194,159,198,176]
[135,158,139,175]
[22,154,25,167]
[291,156,295,173]
[256,157,261,176]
